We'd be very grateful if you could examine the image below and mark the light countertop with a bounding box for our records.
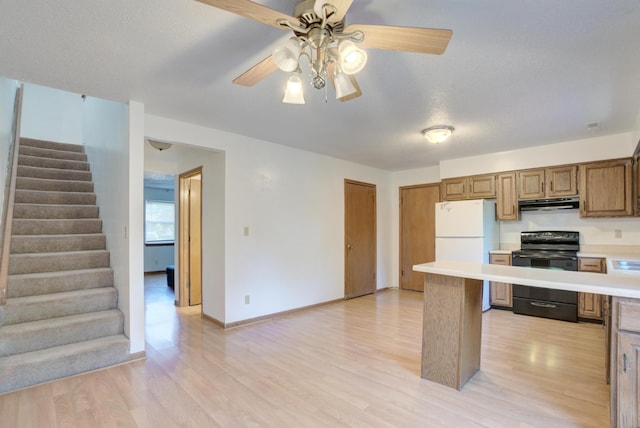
[413,260,640,298]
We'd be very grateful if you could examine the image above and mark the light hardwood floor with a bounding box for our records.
[0,278,609,427]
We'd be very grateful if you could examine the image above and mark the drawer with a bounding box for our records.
[490,254,511,265]
[617,301,640,333]
[578,257,606,273]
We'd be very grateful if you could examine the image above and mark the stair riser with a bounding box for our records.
[15,190,96,205]
[13,204,99,219]
[20,138,85,153]
[16,177,94,193]
[7,268,114,298]
[19,145,87,162]
[0,311,124,357]
[11,235,106,254]
[9,251,110,275]
[18,155,89,171]
[17,165,92,182]
[12,219,102,235]
[0,335,129,394]
[0,288,118,325]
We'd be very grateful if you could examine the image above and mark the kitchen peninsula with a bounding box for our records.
[413,260,640,427]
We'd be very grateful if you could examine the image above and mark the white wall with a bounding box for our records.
[440,133,634,178]
[82,97,145,354]
[21,83,83,145]
[145,114,392,325]
[143,186,175,273]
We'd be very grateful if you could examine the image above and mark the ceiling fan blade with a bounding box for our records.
[232,56,278,86]
[195,0,300,30]
[344,24,453,55]
[326,63,362,102]
[322,0,353,23]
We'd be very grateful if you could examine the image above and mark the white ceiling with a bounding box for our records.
[1,0,639,171]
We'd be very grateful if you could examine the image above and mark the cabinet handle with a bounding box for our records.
[624,353,628,373]
[550,181,554,192]
[542,182,545,194]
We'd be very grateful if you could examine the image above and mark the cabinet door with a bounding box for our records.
[579,293,603,319]
[580,159,633,218]
[496,172,518,221]
[442,177,468,200]
[617,332,640,427]
[517,169,545,200]
[469,174,496,198]
[489,254,512,307]
[579,257,606,273]
[546,165,578,197]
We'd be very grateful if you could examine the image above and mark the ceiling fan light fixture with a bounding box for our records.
[272,37,301,72]
[283,75,305,104]
[422,126,455,144]
[338,40,367,75]
[334,70,357,99]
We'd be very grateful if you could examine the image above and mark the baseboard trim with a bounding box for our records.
[128,351,147,362]
[201,313,225,328]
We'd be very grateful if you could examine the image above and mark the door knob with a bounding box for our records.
[347,244,352,250]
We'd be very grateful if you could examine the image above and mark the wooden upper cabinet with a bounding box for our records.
[442,174,496,200]
[517,165,578,200]
[546,165,578,197]
[441,177,468,200]
[469,174,496,198]
[580,158,633,218]
[517,169,545,200]
[496,172,518,221]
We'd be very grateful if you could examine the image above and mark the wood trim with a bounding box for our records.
[0,85,23,306]
[128,351,147,362]
[221,297,344,329]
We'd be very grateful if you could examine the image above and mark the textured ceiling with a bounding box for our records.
[1,0,639,170]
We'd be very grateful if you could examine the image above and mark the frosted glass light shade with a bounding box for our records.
[273,37,301,72]
[422,126,454,144]
[334,71,357,99]
[339,40,367,75]
[282,75,305,104]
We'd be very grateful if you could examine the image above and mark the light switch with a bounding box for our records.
[244,226,249,237]
[615,229,622,239]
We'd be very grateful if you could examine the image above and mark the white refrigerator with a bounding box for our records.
[435,199,500,311]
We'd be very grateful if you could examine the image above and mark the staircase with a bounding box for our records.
[0,138,129,394]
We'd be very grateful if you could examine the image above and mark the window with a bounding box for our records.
[145,200,175,244]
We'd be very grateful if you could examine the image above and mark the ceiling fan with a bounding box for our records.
[195,0,453,103]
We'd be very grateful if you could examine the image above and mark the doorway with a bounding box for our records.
[178,167,202,306]
[399,183,441,291]
[344,179,376,299]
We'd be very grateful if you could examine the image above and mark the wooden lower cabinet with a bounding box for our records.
[578,257,606,321]
[611,298,640,427]
[489,253,512,308]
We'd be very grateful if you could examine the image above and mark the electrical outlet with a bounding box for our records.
[615,229,622,239]
[245,295,250,304]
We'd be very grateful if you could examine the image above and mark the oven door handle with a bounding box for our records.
[529,301,558,309]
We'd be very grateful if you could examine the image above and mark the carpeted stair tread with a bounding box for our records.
[18,155,89,171]
[10,233,106,254]
[16,176,94,193]
[9,249,109,275]
[12,218,102,235]
[0,334,129,394]
[19,145,87,162]
[7,268,114,298]
[0,309,124,357]
[12,203,99,219]
[20,138,85,153]
[17,165,92,182]
[0,287,118,325]
[15,189,96,205]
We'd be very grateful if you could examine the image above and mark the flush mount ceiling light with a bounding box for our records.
[422,126,455,144]
[146,139,173,151]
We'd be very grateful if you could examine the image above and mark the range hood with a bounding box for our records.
[518,197,580,211]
